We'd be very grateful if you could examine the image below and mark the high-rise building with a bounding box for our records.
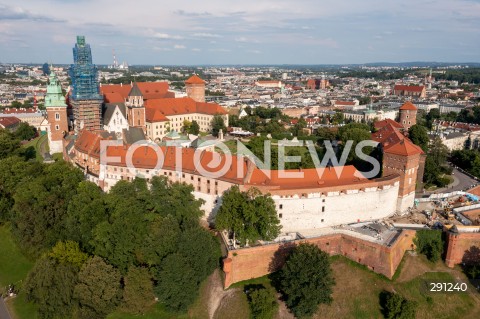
[45,70,68,154]
[69,36,103,134]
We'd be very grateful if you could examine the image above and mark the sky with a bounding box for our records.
[0,0,479,65]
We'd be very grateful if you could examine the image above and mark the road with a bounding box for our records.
[0,297,12,319]
[417,166,479,197]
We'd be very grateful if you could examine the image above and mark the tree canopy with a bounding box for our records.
[215,186,281,246]
[278,243,335,318]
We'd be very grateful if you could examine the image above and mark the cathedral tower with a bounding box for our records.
[69,36,103,134]
[45,71,68,154]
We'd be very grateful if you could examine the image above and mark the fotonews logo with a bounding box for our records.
[99,139,381,180]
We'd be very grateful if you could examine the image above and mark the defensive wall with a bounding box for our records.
[445,227,480,268]
[223,229,416,288]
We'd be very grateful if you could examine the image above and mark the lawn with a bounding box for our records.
[0,225,38,319]
[21,135,47,162]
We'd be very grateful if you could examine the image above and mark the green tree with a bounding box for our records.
[11,160,84,256]
[413,230,444,262]
[0,128,21,159]
[279,243,335,318]
[122,266,155,314]
[0,156,43,222]
[74,256,122,319]
[408,124,429,152]
[247,286,278,319]
[65,181,107,253]
[426,108,440,130]
[190,120,200,134]
[182,119,192,133]
[14,122,36,141]
[215,186,281,247]
[381,291,417,319]
[155,253,199,312]
[331,111,344,125]
[24,242,87,319]
[337,123,372,163]
[49,241,88,268]
[211,114,227,137]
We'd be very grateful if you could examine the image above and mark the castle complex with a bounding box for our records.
[46,36,425,234]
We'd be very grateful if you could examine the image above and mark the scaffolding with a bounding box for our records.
[69,36,102,101]
[72,99,103,134]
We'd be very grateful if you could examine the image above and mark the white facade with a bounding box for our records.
[103,105,128,136]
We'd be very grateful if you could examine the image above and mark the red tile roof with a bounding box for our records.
[0,116,21,128]
[145,108,169,122]
[372,120,424,156]
[399,101,418,111]
[374,119,403,130]
[185,75,205,85]
[144,97,227,120]
[384,139,423,156]
[394,85,425,92]
[100,82,173,102]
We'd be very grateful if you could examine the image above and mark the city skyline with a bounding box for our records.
[0,0,479,65]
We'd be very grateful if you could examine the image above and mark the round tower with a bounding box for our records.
[185,75,205,103]
[399,101,417,131]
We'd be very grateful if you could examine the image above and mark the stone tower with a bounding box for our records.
[126,82,146,128]
[382,139,423,212]
[45,70,68,154]
[185,75,205,103]
[398,101,417,131]
[69,36,103,134]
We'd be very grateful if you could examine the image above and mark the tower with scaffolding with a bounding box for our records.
[69,36,103,134]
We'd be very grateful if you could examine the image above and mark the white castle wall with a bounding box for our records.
[272,183,400,232]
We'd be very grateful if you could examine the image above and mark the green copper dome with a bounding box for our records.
[45,71,67,108]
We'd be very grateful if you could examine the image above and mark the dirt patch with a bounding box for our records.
[206,269,242,319]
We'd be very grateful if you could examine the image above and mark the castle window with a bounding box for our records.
[322,199,326,203]
[55,125,59,130]
[55,113,60,120]
[321,219,324,222]
[279,204,283,209]
[322,206,325,213]
[279,213,283,218]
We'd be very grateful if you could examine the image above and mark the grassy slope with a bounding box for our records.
[0,225,38,319]
[227,254,478,319]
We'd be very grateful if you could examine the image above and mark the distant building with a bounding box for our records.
[0,117,20,131]
[393,85,426,98]
[255,80,282,88]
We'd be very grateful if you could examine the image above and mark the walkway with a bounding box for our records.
[0,297,12,319]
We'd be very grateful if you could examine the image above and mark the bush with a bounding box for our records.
[247,285,278,319]
[380,291,417,319]
[413,230,444,262]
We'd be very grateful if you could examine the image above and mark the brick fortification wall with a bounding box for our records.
[223,230,416,288]
[445,231,480,268]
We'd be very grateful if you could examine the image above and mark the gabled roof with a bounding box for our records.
[128,82,143,97]
[103,103,126,125]
[399,101,418,111]
[185,75,205,85]
[122,127,146,144]
[374,119,403,130]
[384,138,423,156]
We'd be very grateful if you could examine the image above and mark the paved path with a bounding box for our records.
[417,166,479,197]
[0,297,12,319]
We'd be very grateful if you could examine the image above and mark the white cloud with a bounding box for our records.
[153,33,183,40]
[174,44,186,49]
[192,48,201,52]
[193,32,222,38]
